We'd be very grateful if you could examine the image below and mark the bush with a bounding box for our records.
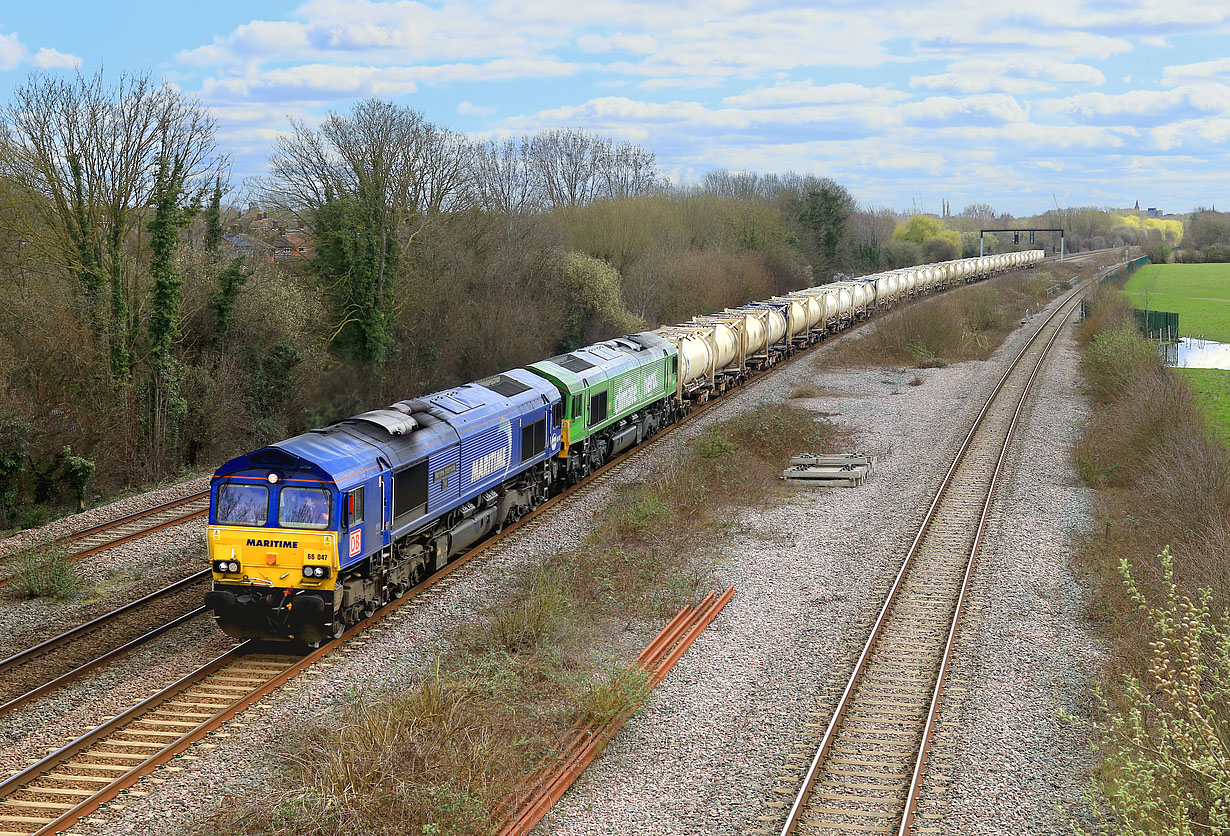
[10,540,81,600]
[1073,550,1230,836]
[1082,326,1163,402]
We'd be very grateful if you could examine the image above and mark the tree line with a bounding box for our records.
[0,69,1215,527]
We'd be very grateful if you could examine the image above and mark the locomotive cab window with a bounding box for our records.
[345,486,365,527]
[552,400,563,425]
[216,483,268,526]
[521,419,547,462]
[589,391,608,426]
[279,486,332,529]
[571,394,582,420]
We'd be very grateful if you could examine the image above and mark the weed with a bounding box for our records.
[790,382,824,399]
[908,375,923,387]
[10,540,80,600]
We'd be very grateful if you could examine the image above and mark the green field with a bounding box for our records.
[1124,263,1230,341]
[1177,368,1230,443]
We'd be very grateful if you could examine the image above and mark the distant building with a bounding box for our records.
[1147,207,1162,219]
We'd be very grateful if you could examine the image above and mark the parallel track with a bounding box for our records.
[0,572,211,716]
[0,490,209,589]
[778,269,1103,836]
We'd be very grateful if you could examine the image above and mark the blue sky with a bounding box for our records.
[2,1,1229,214]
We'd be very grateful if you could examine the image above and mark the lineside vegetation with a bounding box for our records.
[199,403,839,836]
[1070,279,1230,833]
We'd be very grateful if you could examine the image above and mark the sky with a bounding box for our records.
[1,1,1229,215]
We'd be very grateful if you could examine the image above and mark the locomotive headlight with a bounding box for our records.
[228,561,240,573]
[302,566,313,578]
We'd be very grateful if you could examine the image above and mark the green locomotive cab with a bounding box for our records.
[526,332,679,485]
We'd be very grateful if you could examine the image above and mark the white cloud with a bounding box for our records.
[1040,85,1230,122]
[721,81,907,108]
[457,100,496,115]
[576,32,658,54]
[912,58,1105,94]
[0,31,79,71]
[33,48,80,69]
[1163,57,1230,83]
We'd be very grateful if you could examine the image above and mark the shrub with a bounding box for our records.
[1073,550,1230,836]
[10,540,80,600]
[1083,326,1163,402]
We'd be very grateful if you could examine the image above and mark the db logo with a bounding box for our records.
[349,529,362,557]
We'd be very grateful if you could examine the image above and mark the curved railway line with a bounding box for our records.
[777,269,1103,836]
[0,253,1120,836]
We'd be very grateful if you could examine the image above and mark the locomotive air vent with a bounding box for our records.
[477,374,532,397]
[552,354,596,373]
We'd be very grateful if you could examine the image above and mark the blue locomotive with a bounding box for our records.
[205,368,562,645]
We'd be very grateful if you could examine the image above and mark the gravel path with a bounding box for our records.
[36,282,1101,836]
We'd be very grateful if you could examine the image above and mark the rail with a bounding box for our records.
[779,262,1118,836]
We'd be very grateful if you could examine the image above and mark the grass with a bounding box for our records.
[1175,368,1230,444]
[1124,263,1230,341]
[8,540,81,600]
[202,402,840,836]
[828,269,1063,368]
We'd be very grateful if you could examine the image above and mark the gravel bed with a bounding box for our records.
[56,286,1094,836]
[0,519,207,654]
[0,614,235,779]
[924,320,1104,835]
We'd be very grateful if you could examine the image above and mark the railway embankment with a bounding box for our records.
[1063,280,1230,833]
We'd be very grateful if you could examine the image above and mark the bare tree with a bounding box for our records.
[471,136,539,215]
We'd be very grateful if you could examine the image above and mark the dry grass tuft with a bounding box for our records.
[790,382,825,399]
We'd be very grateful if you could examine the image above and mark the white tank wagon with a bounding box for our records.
[874,274,897,308]
[708,307,774,368]
[731,302,788,363]
[826,280,873,318]
[750,297,809,347]
[794,285,845,329]
[655,319,744,402]
[780,294,826,343]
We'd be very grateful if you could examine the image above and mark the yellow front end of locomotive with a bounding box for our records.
[208,526,339,591]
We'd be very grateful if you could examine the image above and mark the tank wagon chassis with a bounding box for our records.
[206,252,1044,645]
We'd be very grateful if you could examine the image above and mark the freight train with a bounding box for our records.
[205,250,1045,644]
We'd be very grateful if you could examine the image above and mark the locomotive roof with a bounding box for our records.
[213,367,559,484]
[526,331,674,388]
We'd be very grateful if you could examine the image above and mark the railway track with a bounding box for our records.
[776,271,1100,836]
[0,572,212,716]
[0,489,209,590]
